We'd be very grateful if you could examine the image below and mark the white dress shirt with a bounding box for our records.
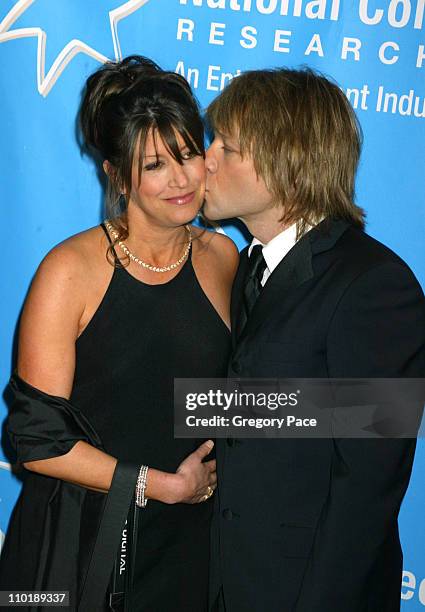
[247,223,298,287]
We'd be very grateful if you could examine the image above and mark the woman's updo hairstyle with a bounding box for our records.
[79,55,205,244]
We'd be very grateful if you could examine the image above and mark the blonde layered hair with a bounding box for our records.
[207,68,365,235]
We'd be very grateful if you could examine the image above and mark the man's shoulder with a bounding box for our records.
[328,225,424,306]
[334,224,414,276]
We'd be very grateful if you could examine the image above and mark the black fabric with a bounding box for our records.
[1,237,231,612]
[6,374,104,461]
[69,245,230,611]
[210,586,227,612]
[0,374,109,611]
[236,245,267,338]
[243,244,267,313]
[210,218,425,612]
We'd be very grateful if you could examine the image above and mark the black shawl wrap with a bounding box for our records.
[0,374,139,612]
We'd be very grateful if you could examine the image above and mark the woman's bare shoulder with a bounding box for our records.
[46,225,105,260]
[17,226,108,393]
[36,225,107,280]
[193,226,239,268]
[20,225,109,328]
[192,226,239,256]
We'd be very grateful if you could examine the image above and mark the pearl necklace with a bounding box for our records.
[105,220,192,273]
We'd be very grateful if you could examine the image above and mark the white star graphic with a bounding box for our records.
[0,0,151,97]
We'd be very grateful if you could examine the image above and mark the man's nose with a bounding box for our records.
[205,146,218,174]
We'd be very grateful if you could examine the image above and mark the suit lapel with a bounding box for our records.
[231,246,249,348]
[233,218,350,347]
[240,234,314,341]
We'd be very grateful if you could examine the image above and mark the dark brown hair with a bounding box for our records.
[207,68,365,234]
[79,55,205,249]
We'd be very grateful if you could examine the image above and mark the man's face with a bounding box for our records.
[204,130,275,223]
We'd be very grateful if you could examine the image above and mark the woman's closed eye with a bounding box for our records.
[144,160,163,171]
[144,151,198,170]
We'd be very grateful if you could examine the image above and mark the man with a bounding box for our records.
[203,68,425,612]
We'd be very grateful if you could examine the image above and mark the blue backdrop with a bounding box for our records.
[1,0,424,606]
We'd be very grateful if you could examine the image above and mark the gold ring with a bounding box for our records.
[201,486,214,502]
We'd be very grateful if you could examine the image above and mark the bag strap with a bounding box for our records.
[109,495,140,612]
[78,462,140,611]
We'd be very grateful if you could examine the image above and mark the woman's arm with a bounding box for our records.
[24,438,215,503]
[17,238,215,503]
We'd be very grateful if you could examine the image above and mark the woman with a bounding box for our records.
[0,56,238,611]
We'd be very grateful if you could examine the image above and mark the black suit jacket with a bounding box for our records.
[210,219,425,612]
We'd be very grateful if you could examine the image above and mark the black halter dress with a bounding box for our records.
[70,225,231,611]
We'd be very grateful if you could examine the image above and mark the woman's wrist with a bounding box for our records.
[163,472,185,505]
[143,468,184,505]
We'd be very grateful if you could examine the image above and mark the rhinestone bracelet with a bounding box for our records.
[135,465,149,508]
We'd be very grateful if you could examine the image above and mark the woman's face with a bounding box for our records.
[128,128,205,228]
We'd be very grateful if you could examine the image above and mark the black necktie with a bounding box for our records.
[237,245,267,337]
